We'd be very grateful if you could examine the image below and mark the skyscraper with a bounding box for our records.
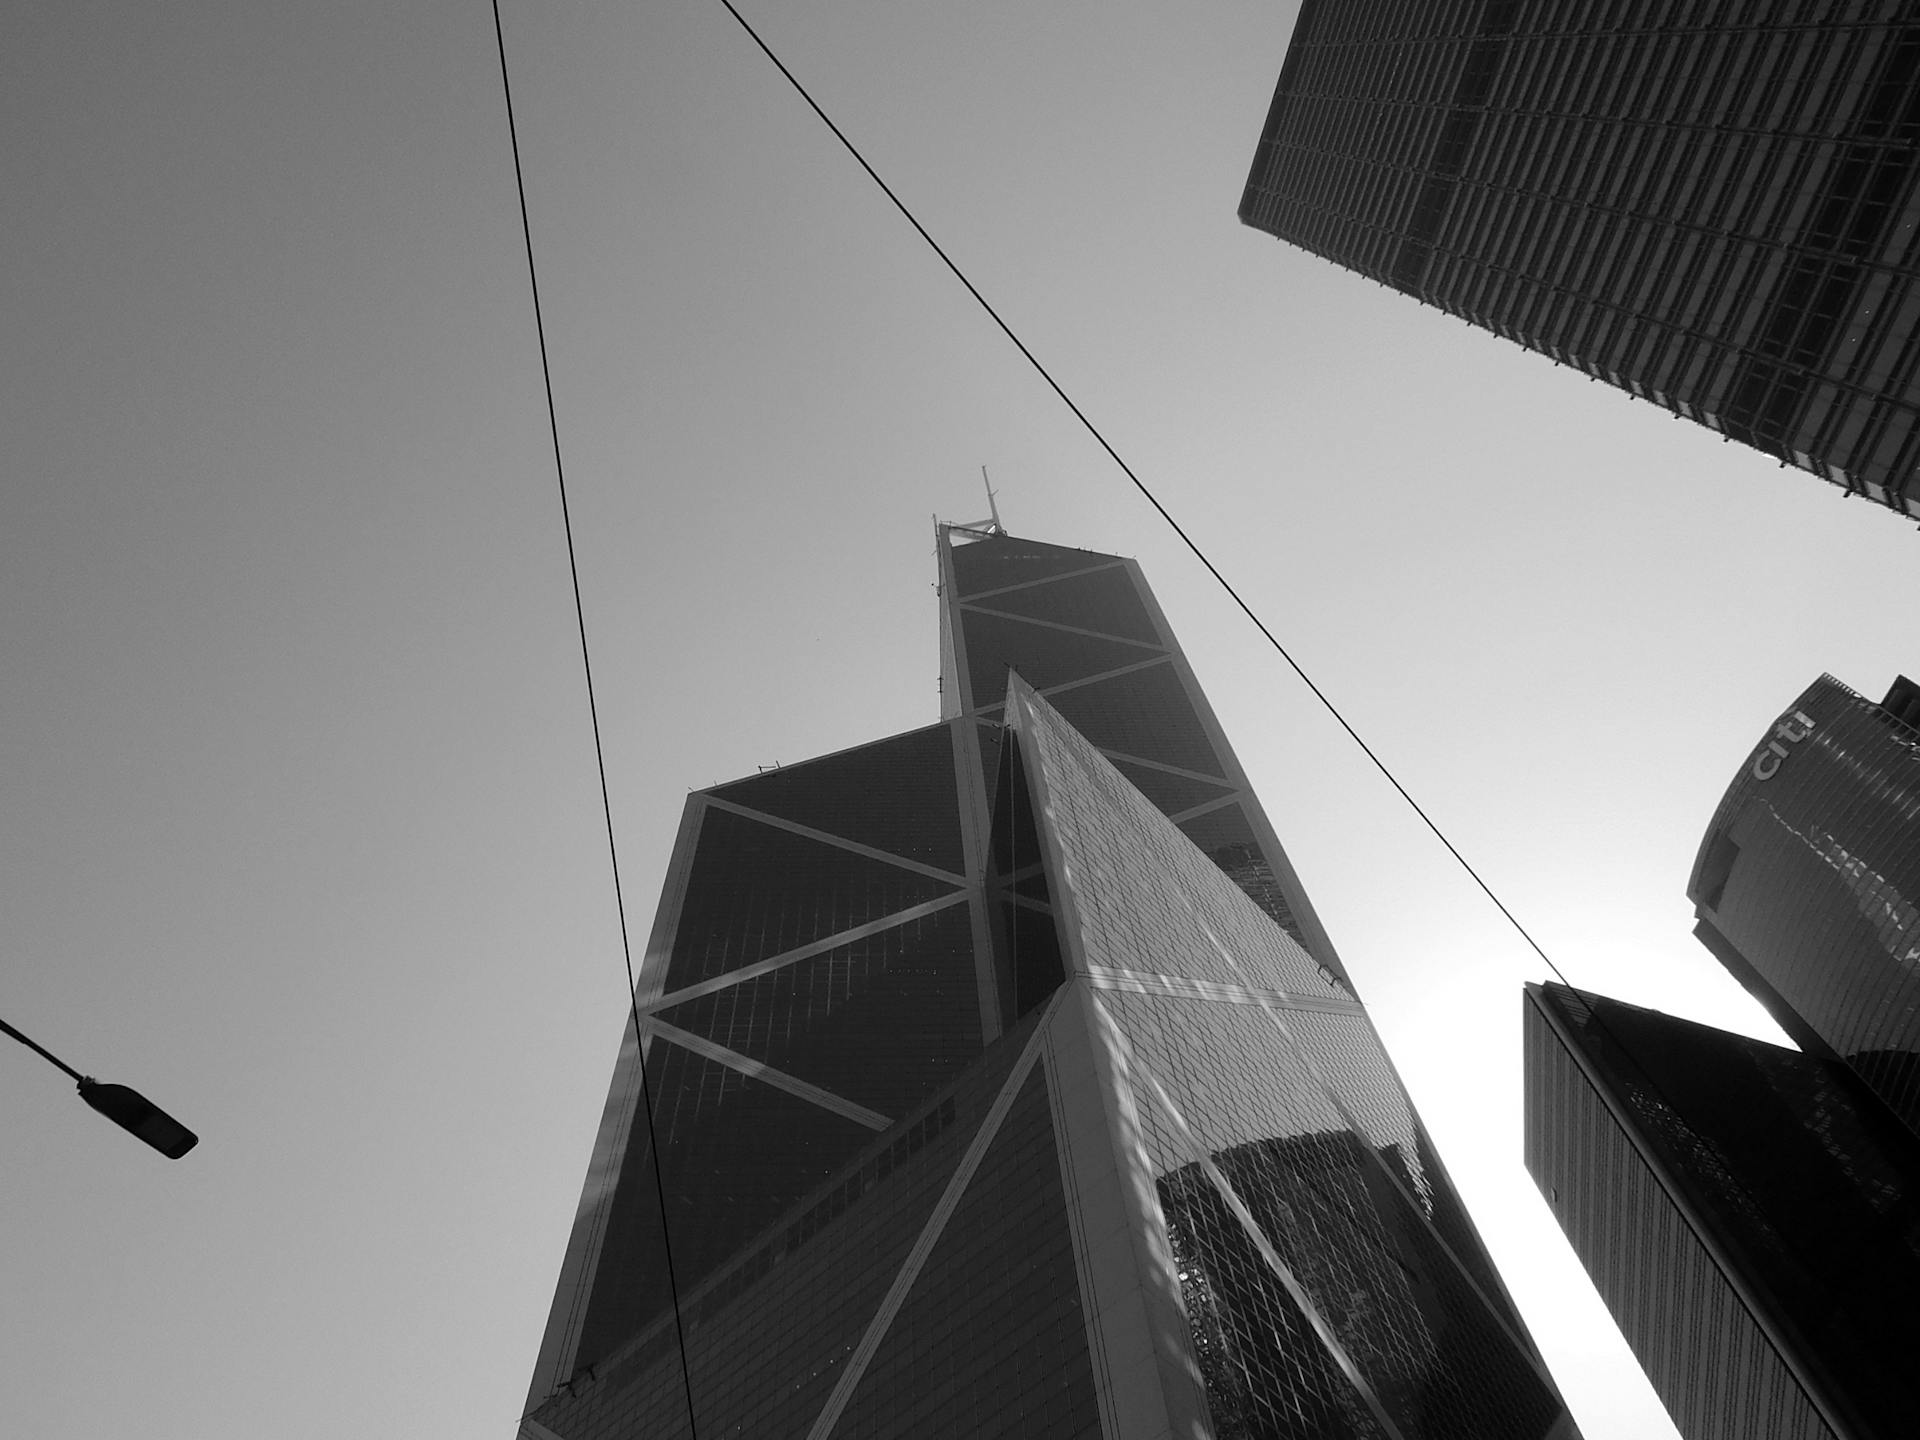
[521,528,1579,1439]
[1687,672,1920,1136]
[1239,4,1920,521]
[1523,981,1920,1440]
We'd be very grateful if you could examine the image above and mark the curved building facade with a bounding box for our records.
[1687,673,1920,1136]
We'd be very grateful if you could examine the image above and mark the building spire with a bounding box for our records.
[936,466,1008,544]
[980,465,1004,535]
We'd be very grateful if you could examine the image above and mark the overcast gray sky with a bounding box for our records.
[5,3,1916,1437]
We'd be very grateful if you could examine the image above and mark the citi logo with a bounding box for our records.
[1752,711,1817,780]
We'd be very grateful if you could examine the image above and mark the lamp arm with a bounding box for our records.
[0,1015,89,1083]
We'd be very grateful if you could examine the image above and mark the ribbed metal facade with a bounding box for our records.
[1687,673,1920,1137]
[1523,982,1920,1440]
[1241,0,1920,521]
[519,530,1579,1439]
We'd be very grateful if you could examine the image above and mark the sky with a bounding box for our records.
[3,3,1917,1438]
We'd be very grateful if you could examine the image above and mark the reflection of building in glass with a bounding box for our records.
[1687,673,1920,1137]
[519,529,1579,1439]
[1239,4,1920,521]
[1523,982,1920,1440]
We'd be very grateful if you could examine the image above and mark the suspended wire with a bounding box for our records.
[711,0,1569,987]
[488,4,701,1433]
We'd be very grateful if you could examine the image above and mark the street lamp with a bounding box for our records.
[1,1014,199,1159]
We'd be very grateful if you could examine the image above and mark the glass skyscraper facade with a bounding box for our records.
[1687,672,1920,1137]
[1524,981,1920,1440]
[521,529,1579,1439]
[1239,2,1920,521]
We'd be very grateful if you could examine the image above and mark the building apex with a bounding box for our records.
[935,465,1007,542]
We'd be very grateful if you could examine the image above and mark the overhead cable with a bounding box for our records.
[489,3,701,1432]
[713,0,1567,986]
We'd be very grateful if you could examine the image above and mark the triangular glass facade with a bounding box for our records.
[521,530,1579,1440]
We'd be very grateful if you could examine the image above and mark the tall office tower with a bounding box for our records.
[520,528,1579,1439]
[1688,672,1920,1136]
[1238,3,1920,521]
[1523,981,1920,1440]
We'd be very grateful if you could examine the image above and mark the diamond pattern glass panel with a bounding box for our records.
[834,1064,1102,1439]
[1163,1156,1390,1440]
[964,562,1163,645]
[666,806,960,991]
[526,535,1576,1440]
[1042,661,1227,780]
[1179,802,1308,943]
[1010,680,1570,1439]
[531,1035,1024,1440]
[710,722,966,874]
[576,1044,876,1363]
[655,902,981,1119]
[1014,688,1341,1000]
[962,606,1162,709]
[951,535,1116,598]
[1115,993,1566,1440]
[1107,756,1239,817]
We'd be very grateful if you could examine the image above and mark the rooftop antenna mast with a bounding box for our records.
[939,466,1007,543]
[980,466,1005,535]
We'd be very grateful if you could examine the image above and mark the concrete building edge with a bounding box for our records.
[522,793,707,1414]
[1008,676,1213,1438]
